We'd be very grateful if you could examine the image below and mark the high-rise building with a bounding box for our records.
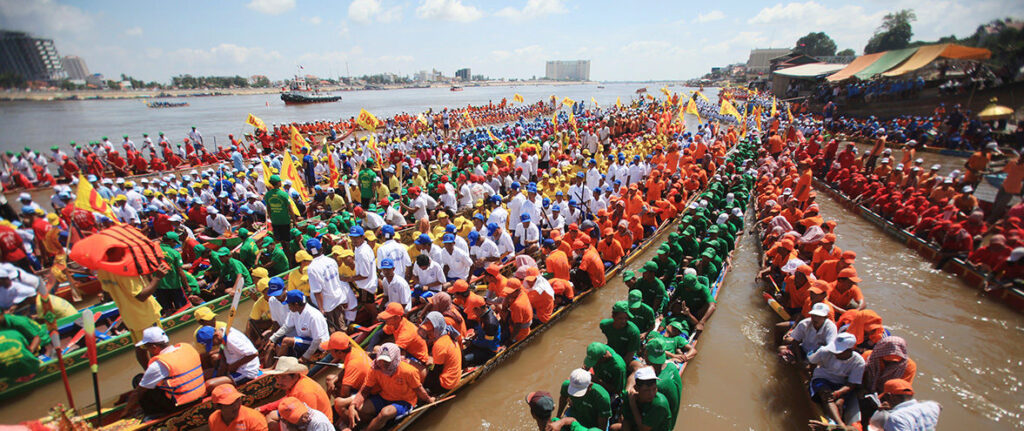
[545,60,590,81]
[0,31,66,82]
[61,55,89,80]
[746,48,792,74]
[455,68,471,81]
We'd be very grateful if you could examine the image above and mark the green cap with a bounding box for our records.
[667,321,685,335]
[261,237,275,247]
[193,244,206,254]
[612,300,629,314]
[269,174,282,184]
[164,232,180,243]
[628,289,643,306]
[640,261,658,272]
[102,136,107,140]
[583,342,608,368]
[622,270,635,282]
[238,228,250,238]
[365,157,375,166]
[218,246,231,255]
[290,228,301,236]
[122,134,128,138]
[646,338,666,365]
[50,145,59,151]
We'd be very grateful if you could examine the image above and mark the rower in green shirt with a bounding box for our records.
[620,366,672,431]
[644,338,682,429]
[358,158,378,208]
[155,232,190,311]
[635,261,666,314]
[627,290,655,335]
[599,301,641,361]
[0,309,50,355]
[215,247,253,293]
[263,239,290,276]
[0,329,40,379]
[558,368,611,430]
[263,174,296,244]
[582,342,627,396]
[237,228,258,267]
[672,271,717,334]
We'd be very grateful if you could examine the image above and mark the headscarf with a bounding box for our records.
[799,225,825,245]
[427,292,464,329]
[374,342,402,375]
[863,336,909,394]
[424,311,461,340]
[768,215,793,232]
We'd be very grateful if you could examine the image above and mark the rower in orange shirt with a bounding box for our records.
[522,267,554,323]
[377,302,431,367]
[597,228,625,267]
[542,239,571,281]
[577,241,606,289]
[815,250,857,284]
[502,279,534,342]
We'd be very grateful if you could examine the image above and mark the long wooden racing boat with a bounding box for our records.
[835,133,975,158]
[812,177,1024,312]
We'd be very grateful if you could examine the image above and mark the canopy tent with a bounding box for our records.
[882,43,992,77]
[852,48,918,80]
[826,52,885,82]
[773,63,847,79]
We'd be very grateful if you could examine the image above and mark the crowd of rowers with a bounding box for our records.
[772,106,1024,292]
[0,100,552,191]
[1,97,745,430]
[523,139,756,431]
[753,124,941,430]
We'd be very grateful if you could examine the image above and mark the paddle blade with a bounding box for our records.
[81,309,99,368]
[82,309,95,335]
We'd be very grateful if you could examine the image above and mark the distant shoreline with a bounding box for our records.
[0,80,603,102]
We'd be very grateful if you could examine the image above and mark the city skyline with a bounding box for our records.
[1,0,1021,83]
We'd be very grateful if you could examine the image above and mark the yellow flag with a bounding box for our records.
[75,175,118,222]
[552,111,558,127]
[660,86,670,97]
[771,98,777,117]
[562,97,575,107]
[280,151,310,202]
[787,104,794,123]
[462,110,475,128]
[357,108,379,132]
[695,91,709,103]
[367,135,383,167]
[259,158,274,185]
[416,113,428,125]
[616,97,622,109]
[720,99,742,122]
[246,113,267,132]
[569,111,578,134]
[753,106,762,133]
[487,129,500,142]
[591,97,599,109]
[513,93,524,103]
[684,98,702,123]
[289,126,306,155]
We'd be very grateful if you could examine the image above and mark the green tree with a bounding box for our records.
[0,72,28,89]
[836,48,855,57]
[793,32,837,57]
[864,9,916,54]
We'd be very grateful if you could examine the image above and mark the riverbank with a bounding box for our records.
[0,80,598,102]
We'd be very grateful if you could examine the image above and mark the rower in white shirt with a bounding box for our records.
[512,212,541,254]
[507,182,526,225]
[376,225,413,279]
[486,195,509,229]
[411,253,447,296]
[487,222,515,262]
[438,233,473,281]
[467,231,500,276]
[378,258,412,312]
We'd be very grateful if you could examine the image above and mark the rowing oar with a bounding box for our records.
[222,276,246,340]
[38,277,75,409]
[82,309,102,425]
[406,394,456,416]
[313,361,345,369]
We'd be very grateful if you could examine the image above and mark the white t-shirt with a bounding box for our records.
[307,255,349,313]
[274,305,329,359]
[488,207,509,229]
[410,194,436,221]
[512,222,540,247]
[221,328,261,381]
[790,318,837,356]
[377,240,413,272]
[362,212,385,230]
[413,261,446,292]
[492,230,515,257]
[353,243,378,293]
[381,274,412,311]
[808,348,865,386]
[439,245,473,280]
[470,238,500,261]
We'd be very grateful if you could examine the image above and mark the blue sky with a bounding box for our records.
[1,0,1021,82]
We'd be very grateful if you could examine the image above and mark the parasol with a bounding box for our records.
[977,97,1014,121]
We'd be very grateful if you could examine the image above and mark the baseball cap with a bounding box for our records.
[267,277,286,296]
[193,306,216,321]
[442,233,456,244]
[277,397,309,424]
[837,267,861,282]
[378,302,405,320]
[612,300,629,314]
[635,366,660,382]
[449,279,470,294]
[380,258,395,269]
[285,290,305,305]
[195,325,217,351]
[520,213,531,222]
[583,342,608,368]
[825,332,857,353]
[320,332,352,351]
[525,391,555,418]
[627,289,643,307]
[566,368,591,397]
[882,379,914,396]
[808,302,830,317]
[349,225,365,237]
[135,326,169,347]
[305,238,322,251]
[485,263,502,276]
[415,233,432,245]
[211,384,244,405]
[622,270,635,282]
[646,338,667,365]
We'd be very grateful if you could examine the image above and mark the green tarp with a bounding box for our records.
[852,48,918,80]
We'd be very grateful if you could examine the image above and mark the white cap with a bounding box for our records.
[808,302,830,317]
[135,327,169,347]
[18,192,30,200]
[782,188,792,195]
[962,186,973,193]
[880,157,890,164]
[731,207,743,216]
[915,158,924,164]
[716,214,729,224]
[943,177,954,184]
[208,206,219,214]
[1010,247,1024,262]
[567,368,592,396]
[683,268,697,277]
[986,141,999,150]
[168,214,182,222]
[634,366,660,382]
[930,164,940,170]
[825,333,857,353]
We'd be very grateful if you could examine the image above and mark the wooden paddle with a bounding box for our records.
[407,394,456,416]
[82,309,103,426]
[222,276,246,340]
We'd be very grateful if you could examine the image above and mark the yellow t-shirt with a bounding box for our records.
[249,297,271,320]
[287,268,310,296]
[96,269,162,341]
[35,294,77,320]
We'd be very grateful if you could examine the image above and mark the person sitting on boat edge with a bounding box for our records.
[260,356,333,430]
[348,342,434,431]
[209,384,269,431]
[194,324,261,390]
[557,368,612,431]
[264,290,329,364]
[808,332,865,428]
[418,311,462,394]
[125,327,207,418]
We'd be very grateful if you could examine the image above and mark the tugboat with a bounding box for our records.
[450,85,463,92]
[280,75,341,105]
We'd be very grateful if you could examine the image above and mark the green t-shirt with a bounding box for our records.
[239,238,258,267]
[559,380,611,429]
[621,390,672,431]
[592,350,627,396]
[358,168,377,200]
[676,284,715,314]
[628,302,656,334]
[635,277,666,313]
[599,318,641,360]
[657,362,682,428]
[268,246,290,276]
[264,188,293,225]
[0,329,40,379]
[221,257,254,287]
[156,244,184,291]
[1,314,50,347]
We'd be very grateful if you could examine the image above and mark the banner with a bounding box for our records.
[561,97,575,107]
[591,97,599,109]
[75,175,118,222]
[246,113,266,132]
[280,151,310,202]
[616,97,622,110]
[357,109,379,132]
[719,99,742,122]
[513,93,524,103]
[289,126,305,155]
[462,110,475,128]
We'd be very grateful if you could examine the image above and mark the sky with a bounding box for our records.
[1,0,1021,83]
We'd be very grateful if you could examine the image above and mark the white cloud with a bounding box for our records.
[303,16,322,25]
[349,0,402,24]
[0,0,96,36]
[415,0,483,22]
[166,44,283,67]
[246,0,295,15]
[124,26,143,36]
[696,10,724,23]
[491,44,547,63]
[495,0,567,20]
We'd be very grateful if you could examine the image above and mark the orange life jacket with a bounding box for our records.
[150,343,206,405]
[69,225,166,276]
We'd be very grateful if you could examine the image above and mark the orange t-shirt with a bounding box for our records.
[341,345,372,390]
[507,290,534,341]
[209,406,268,431]
[1003,161,1024,194]
[526,288,554,323]
[431,334,462,390]
[580,247,606,288]
[598,237,625,265]
[288,375,333,422]
[545,250,571,281]
[385,318,430,364]
[549,278,574,300]
[365,362,422,406]
[487,274,509,298]
[828,284,864,309]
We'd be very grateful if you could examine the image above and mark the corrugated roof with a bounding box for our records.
[772,63,847,79]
